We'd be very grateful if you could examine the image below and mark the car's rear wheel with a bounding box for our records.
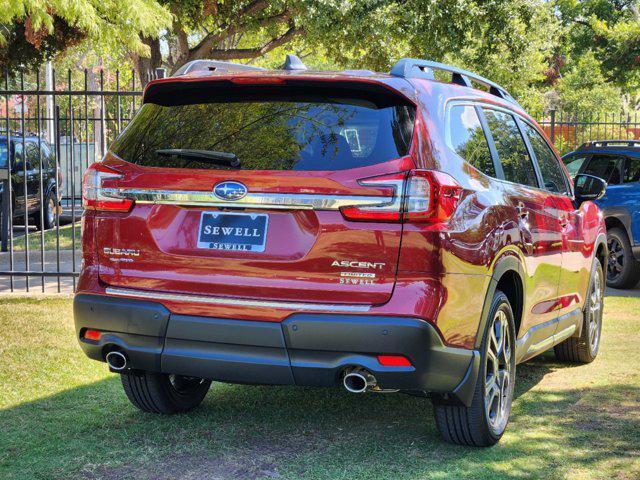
[555,259,604,364]
[606,227,640,289]
[121,371,211,414]
[34,192,56,231]
[432,290,516,446]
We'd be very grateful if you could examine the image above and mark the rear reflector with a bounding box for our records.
[377,355,412,367]
[82,163,134,212]
[83,329,102,341]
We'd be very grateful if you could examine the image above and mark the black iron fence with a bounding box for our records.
[537,110,640,154]
[1,69,639,292]
[0,68,164,292]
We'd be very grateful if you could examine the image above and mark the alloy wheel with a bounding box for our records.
[47,198,56,227]
[484,309,513,435]
[587,266,603,353]
[607,237,624,282]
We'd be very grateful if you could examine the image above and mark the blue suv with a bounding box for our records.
[563,141,640,289]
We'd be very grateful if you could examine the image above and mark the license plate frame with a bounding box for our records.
[197,211,269,252]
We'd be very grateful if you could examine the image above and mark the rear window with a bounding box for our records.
[111,88,415,171]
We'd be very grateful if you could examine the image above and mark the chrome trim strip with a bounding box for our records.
[100,188,399,211]
[554,324,577,344]
[105,287,372,312]
[526,323,578,356]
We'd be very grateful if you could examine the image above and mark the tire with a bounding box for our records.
[432,290,516,447]
[554,259,604,364]
[121,371,211,414]
[606,227,640,289]
[35,191,56,231]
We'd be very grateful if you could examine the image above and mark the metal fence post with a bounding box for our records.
[1,178,8,252]
[550,109,556,144]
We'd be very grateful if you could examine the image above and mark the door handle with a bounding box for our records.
[559,215,569,228]
[516,203,529,220]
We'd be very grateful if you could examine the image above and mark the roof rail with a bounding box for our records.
[172,60,266,76]
[579,140,640,149]
[390,58,520,106]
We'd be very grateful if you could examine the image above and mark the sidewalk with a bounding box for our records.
[0,249,79,293]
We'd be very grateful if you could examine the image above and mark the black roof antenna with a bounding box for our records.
[283,54,307,71]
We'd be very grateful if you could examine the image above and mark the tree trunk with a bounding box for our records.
[133,36,162,85]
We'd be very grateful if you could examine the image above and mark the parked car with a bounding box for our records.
[74,56,607,447]
[0,133,61,230]
[563,141,640,289]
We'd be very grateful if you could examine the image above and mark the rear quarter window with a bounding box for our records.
[624,156,640,183]
[447,104,495,177]
[111,88,415,172]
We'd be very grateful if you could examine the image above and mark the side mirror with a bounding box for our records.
[574,173,607,203]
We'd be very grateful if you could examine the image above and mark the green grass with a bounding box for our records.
[0,295,638,480]
[9,223,81,252]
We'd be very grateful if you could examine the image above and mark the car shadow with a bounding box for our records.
[3,360,638,480]
[605,283,640,297]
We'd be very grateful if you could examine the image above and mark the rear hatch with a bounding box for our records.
[92,77,416,306]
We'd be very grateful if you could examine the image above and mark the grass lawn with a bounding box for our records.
[9,222,81,252]
[0,295,638,480]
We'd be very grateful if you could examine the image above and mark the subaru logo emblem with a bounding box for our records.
[214,181,247,201]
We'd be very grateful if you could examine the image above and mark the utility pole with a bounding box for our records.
[45,61,54,144]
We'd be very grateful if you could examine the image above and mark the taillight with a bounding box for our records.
[82,162,134,212]
[339,172,406,222]
[404,170,462,224]
[339,170,462,224]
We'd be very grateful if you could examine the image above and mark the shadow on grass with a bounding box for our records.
[1,360,638,480]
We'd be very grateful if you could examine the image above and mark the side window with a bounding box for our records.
[583,155,625,185]
[624,156,640,183]
[41,143,54,169]
[563,155,588,177]
[522,122,569,195]
[448,105,495,177]
[0,140,7,169]
[483,108,538,188]
[13,142,23,168]
[25,142,39,169]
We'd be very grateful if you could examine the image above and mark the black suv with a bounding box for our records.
[0,134,61,230]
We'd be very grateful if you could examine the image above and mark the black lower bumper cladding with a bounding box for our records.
[74,294,479,405]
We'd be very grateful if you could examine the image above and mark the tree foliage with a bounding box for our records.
[3,0,640,116]
[556,0,640,86]
[0,0,171,71]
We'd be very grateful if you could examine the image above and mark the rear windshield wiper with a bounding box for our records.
[155,149,241,168]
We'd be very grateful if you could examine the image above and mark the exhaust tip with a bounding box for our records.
[105,350,127,371]
[343,368,377,394]
[343,372,367,393]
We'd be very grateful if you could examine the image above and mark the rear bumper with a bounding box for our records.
[74,293,479,405]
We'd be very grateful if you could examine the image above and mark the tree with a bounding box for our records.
[555,0,640,86]
[556,51,622,114]
[0,0,171,72]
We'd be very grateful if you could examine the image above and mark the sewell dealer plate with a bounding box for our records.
[197,211,268,252]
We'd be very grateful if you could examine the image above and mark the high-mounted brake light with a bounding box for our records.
[82,162,134,212]
[339,170,462,224]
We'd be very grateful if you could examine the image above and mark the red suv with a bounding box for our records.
[75,56,608,446]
